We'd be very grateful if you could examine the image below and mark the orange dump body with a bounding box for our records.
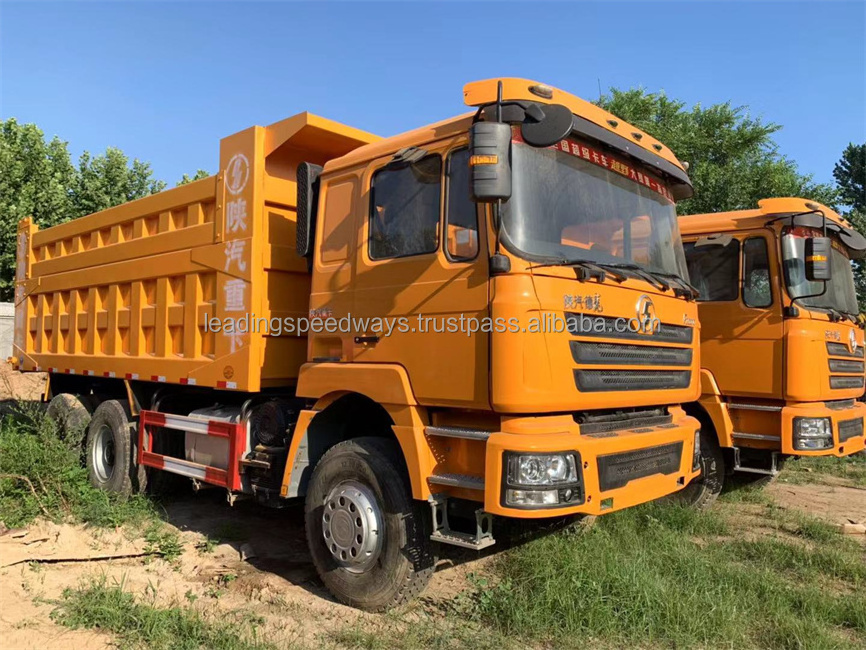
[13,114,378,392]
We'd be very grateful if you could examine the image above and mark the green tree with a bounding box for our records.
[1,120,171,301]
[596,89,838,215]
[0,119,77,300]
[832,143,866,309]
[177,169,210,186]
[72,147,166,217]
[834,143,865,212]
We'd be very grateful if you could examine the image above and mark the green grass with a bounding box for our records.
[0,404,158,528]
[471,501,866,649]
[783,453,866,487]
[50,577,276,650]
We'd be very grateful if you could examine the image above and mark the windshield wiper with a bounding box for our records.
[530,258,628,282]
[594,262,669,292]
[648,271,701,300]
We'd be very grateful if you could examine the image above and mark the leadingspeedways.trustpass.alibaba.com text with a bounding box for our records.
[203,312,662,338]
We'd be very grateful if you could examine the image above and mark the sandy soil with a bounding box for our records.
[0,490,494,649]
[0,363,45,411]
[1,480,861,649]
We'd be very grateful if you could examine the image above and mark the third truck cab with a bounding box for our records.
[679,198,866,507]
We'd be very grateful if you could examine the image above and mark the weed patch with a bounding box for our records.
[784,454,866,487]
[472,501,866,649]
[50,577,276,650]
[0,405,157,528]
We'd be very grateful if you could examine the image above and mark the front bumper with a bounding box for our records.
[484,410,701,518]
[781,400,866,456]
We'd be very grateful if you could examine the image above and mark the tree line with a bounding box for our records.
[1,94,864,304]
[0,118,208,301]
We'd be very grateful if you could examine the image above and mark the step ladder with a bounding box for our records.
[732,447,782,476]
[428,494,495,550]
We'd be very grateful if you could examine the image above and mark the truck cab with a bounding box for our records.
[678,198,866,506]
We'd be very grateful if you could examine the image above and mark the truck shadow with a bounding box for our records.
[160,488,496,606]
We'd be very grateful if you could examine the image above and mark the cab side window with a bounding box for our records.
[369,155,442,260]
[445,149,479,261]
[743,237,772,308]
[684,239,740,301]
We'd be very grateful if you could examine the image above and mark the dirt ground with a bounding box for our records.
[1,364,864,648]
[0,478,862,650]
[0,363,44,410]
[0,492,493,650]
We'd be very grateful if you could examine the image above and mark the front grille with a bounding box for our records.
[576,407,672,436]
[839,418,864,442]
[826,399,856,410]
[827,342,865,358]
[565,313,693,344]
[829,359,865,373]
[575,370,691,392]
[570,341,692,366]
[597,442,683,490]
[830,376,865,390]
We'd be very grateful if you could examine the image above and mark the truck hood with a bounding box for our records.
[490,272,700,413]
[786,318,865,402]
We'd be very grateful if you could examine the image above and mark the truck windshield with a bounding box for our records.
[501,138,689,281]
[782,228,859,316]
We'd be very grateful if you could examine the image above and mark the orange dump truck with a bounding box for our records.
[11,78,702,609]
[678,198,866,507]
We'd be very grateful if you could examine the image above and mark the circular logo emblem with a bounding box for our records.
[225,153,249,196]
[849,329,858,354]
[634,294,660,335]
[223,365,235,380]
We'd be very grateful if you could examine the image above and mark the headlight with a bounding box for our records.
[793,417,833,450]
[507,453,578,486]
[503,452,583,508]
[692,429,702,472]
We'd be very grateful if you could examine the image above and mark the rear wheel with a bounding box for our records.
[46,393,92,445]
[305,437,435,611]
[85,400,135,497]
[673,428,725,509]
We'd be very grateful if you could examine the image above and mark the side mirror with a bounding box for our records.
[469,122,511,202]
[805,237,832,281]
[296,162,323,258]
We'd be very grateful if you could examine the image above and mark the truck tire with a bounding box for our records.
[85,400,135,497]
[46,393,92,445]
[673,428,725,510]
[304,437,435,611]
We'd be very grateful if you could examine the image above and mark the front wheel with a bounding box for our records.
[304,437,435,611]
[672,428,725,509]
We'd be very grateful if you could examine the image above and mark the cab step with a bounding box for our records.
[428,494,495,550]
[733,447,782,476]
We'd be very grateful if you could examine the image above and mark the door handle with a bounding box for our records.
[354,335,380,345]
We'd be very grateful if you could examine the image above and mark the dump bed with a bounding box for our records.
[13,114,378,392]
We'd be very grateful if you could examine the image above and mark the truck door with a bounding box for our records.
[686,233,784,399]
[351,145,490,408]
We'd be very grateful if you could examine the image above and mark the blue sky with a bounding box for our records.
[1,1,863,188]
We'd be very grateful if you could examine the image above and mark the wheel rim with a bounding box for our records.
[92,424,115,483]
[321,481,383,572]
